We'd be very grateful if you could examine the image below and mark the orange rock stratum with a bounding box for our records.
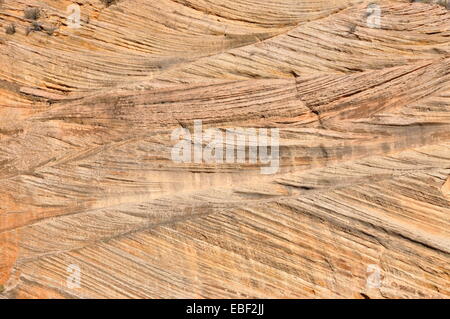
[0,0,449,298]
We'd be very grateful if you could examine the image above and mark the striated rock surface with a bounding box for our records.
[0,0,449,298]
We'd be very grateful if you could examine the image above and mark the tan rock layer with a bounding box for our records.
[0,0,449,298]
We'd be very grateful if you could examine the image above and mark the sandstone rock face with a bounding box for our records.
[0,0,449,299]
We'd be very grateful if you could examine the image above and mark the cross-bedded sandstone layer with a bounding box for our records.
[0,0,449,298]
